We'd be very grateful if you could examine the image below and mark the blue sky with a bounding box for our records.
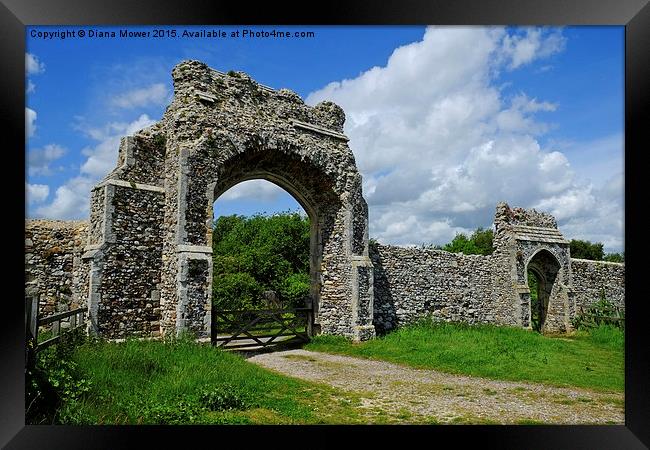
[26,26,624,252]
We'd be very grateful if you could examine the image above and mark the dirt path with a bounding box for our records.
[248,349,624,424]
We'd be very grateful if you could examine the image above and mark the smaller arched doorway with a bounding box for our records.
[525,249,561,333]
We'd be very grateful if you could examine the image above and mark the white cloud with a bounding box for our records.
[79,114,156,178]
[307,26,623,252]
[26,107,37,138]
[27,79,36,94]
[111,83,169,109]
[35,176,95,219]
[27,144,66,176]
[558,133,624,185]
[218,180,285,202]
[26,53,45,75]
[34,115,156,220]
[501,28,566,70]
[26,183,49,204]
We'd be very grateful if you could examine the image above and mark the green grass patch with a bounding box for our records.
[49,336,372,425]
[305,321,624,392]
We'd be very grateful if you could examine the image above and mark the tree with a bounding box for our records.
[570,239,604,261]
[604,252,624,263]
[470,227,494,255]
[212,212,311,310]
[441,227,494,256]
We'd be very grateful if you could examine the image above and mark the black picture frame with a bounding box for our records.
[5,0,649,448]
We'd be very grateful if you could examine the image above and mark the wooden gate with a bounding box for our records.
[212,307,311,351]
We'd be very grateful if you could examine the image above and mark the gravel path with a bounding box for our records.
[248,349,624,424]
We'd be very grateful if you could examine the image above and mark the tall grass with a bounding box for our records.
[306,321,624,392]
[63,336,366,424]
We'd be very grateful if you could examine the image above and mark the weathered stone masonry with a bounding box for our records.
[70,60,375,341]
[25,220,89,317]
[24,61,625,339]
[571,259,625,312]
[371,203,625,334]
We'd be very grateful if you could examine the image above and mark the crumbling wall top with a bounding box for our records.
[495,202,558,229]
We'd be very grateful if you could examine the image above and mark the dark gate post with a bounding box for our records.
[25,294,39,369]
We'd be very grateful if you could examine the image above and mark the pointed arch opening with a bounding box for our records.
[525,249,561,333]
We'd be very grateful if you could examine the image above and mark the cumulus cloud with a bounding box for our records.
[26,183,49,204]
[111,83,169,109]
[27,79,36,94]
[35,176,96,219]
[34,114,156,219]
[26,107,37,138]
[77,114,156,178]
[26,53,45,75]
[27,144,66,176]
[501,28,566,70]
[307,26,623,252]
[218,180,286,202]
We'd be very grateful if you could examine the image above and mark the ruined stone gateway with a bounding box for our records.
[25,60,625,341]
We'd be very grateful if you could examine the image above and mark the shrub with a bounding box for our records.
[26,328,92,424]
[278,272,310,308]
[212,272,263,310]
[572,297,624,330]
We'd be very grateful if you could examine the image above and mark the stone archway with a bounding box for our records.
[85,60,375,342]
[525,249,562,333]
[492,202,574,333]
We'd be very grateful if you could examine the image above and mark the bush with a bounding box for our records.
[212,212,310,310]
[278,272,310,308]
[26,328,92,424]
[572,297,624,331]
[212,272,263,310]
[438,227,494,256]
[570,239,604,260]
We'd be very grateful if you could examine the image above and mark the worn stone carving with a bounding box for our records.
[25,61,624,340]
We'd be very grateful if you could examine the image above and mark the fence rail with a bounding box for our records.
[25,294,87,368]
[575,305,625,329]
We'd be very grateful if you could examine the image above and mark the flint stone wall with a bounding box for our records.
[25,220,89,316]
[571,258,625,311]
[86,182,165,338]
[371,244,501,334]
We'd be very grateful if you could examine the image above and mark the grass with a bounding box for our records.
[305,321,624,392]
[59,336,373,425]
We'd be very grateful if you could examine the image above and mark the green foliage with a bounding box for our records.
[570,239,604,260]
[572,296,625,331]
[139,400,204,425]
[442,233,480,254]
[49,337,367,424]
[212,272,262,310]
[152,133,166,149]
[278,272,310,308]
[306,320,624,392]
[603,252,624,263]
[440,227,494,256]
[212,212,310,309]
[199,384,252,411]
[470,227,494,255]
[26,328,92,424]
